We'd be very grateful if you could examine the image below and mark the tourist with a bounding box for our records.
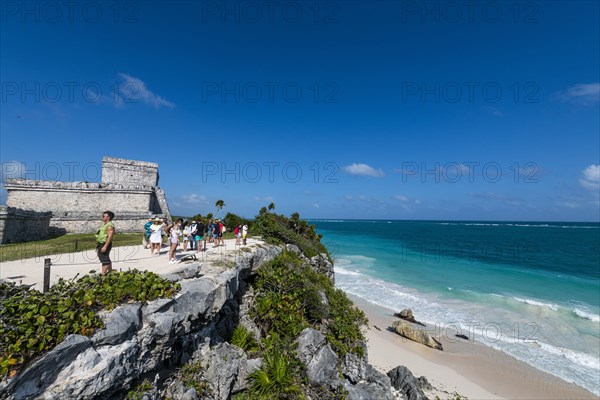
[189,220,198,251]
[143,218,153,249]
[149,218,164,256]
[168,218,182,264]
[242,223,248,245]
[213,220,221,247]
[182,221,191,252]
[196,220,206,252]
[207,220,214,245]
[96,211,115,274]
[234,224,241,245]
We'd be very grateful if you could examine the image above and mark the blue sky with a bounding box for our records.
[1,0,599,221]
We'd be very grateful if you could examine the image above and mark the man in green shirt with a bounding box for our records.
[96,211,115,274]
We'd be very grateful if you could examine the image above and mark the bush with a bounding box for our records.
[253,212,329,259]
[0,270,180,377]
[251,251,367,358]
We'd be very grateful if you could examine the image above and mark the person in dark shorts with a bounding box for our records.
[96,211,115,274]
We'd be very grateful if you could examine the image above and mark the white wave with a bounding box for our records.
[513,297,559,311]
[573,308,600,322]
[334,266,363,277]
[536,342,600,370]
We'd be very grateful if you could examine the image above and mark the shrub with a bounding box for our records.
[0,270,180,377]
[253,212,329,259]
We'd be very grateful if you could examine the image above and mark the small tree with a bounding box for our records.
[268,202,275,211]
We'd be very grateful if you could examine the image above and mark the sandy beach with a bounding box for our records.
[348,294,599,400]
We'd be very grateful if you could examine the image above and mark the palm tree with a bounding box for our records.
[268,202,275,211]
[215,199,225,216]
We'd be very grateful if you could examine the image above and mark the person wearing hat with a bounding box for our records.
[149,217,165,256]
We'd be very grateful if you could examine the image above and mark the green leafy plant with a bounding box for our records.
[248,351,300,399]
[0,270,180,377]
[125,379,153,400]
[230,326,260,353]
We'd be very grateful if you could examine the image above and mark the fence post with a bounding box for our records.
[75,240,79,252]
[43,258,51,293]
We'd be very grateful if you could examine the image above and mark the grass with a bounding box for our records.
[0,233,144,263]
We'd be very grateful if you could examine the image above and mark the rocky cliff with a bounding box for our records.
[1,243,427,400]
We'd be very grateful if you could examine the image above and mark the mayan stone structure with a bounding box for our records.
[1,157,171,243]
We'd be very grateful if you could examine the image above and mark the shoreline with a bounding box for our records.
[347,293,598,400]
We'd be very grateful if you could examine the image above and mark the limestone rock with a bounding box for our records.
[285,244,301,254]
[392,320,443,351]
[394,309,425,326]
[296,328,340,389]
[92,303,142,346]
[201,343,244,400]
[4,335,92,399]
[387,365,430,400]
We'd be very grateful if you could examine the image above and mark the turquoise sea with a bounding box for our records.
[311,220,600,396]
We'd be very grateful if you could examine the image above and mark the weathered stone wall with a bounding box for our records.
[5,180,154,213]
[0,207,52,244]
[48,212,159,234]
[101,157,159,187]
[1,157,171,240]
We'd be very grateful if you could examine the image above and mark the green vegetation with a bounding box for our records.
[0,232,143,263]
[0,270,180,378]
[125,379,153,400]
[231,249,367,399]
[230,325,260,354]
[251,251,367,357]
[180,360,211,396]
[247,351,300,399]
[253,211,328,259]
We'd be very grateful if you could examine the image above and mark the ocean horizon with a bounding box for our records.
[311,219,600,396]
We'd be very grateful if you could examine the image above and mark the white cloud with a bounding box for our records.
[342,163,384,177]
[555,201,579,209]
[557,82,600,104]
[312,203,320,208]
[116,73,175,109]
[253,196,274,202]
[181,194,208,205]
[579,164,600,191]
[394,195,409,202]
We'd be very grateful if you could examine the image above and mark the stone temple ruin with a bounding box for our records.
[0,156,171,243]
